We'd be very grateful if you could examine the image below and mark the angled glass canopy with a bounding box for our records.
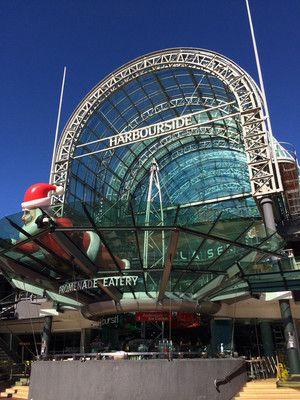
[0,200,298,317]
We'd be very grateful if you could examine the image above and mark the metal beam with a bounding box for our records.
[0,254,92,305]
[192,268,238,301]
[81,203,123,275]
[45,223,284,260]
[178,226,284,259]
[81,202,136,299]
[129,201,148,293]
[51,231,98,276]
[0,237,69,279]
[74,101,236,151]
[5,217,75,271]
[158,230,179,301]
[52,231,123,303]
[172,211,223,292]
[73,110,240,159]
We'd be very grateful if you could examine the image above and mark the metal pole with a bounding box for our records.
[143,159,155,268]
[49,66,67,184]
[245,0,281,184]
[246,1,281,233]
[41,316,53,357]
[279,300,300,374]
[260,197,276,232]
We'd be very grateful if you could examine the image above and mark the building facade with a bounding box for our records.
[0,48,300,367]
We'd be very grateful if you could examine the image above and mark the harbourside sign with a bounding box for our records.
[109,113,194,148]
[74,101,238,159]
[59,275,139,294]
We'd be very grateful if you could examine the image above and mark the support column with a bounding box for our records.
[279,299,300,374]
[210,318,217,353]
[102,327,118,350]
[260,321,274,357]
[141,322,146,339]
[41,316,52,357]
[80,328,93,353]
[210,318,232,353]
[80,328,86,353]
[260,197,276,232]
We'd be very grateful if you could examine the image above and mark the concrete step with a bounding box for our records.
[12,394,28,399]
[12,386,29,399]
[231,378,300,399]
[11,386,28,392]
[14,380,28,387]
[0,385,29,399]
[4,389,16,395]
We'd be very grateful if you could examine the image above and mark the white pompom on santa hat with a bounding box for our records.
[21,183,65,210]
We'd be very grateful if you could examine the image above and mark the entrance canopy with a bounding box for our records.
[0,201,299,318]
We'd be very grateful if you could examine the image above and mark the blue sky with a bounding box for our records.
[1,0,300,216]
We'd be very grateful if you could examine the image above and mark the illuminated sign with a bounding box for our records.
[59,275,139,294]
[177,312,195,323]
[136,312,171,322]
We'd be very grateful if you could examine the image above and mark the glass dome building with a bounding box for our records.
[53,48,277,214]
[0,48,300,362]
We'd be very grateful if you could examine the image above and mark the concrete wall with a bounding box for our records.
[28,358,247,400]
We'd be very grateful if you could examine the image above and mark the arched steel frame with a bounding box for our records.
[51,48,283,213]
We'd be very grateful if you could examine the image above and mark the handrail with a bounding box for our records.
[39,351,202,361]
[214,359,246,392]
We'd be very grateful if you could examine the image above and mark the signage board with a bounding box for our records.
[177,312,195,323]
[59,275,139,294]
[74,102,237,158]
[136,311,171,322]
[172,313,201,328]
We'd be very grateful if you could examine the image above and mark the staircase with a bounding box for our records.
[0,378,29,399]
[231,378,300,399]
[0,347,30,383]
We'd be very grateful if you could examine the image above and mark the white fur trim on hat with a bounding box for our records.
[21,184,65,210]
[22,197,52,210]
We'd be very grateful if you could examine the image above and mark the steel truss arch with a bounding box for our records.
[51,47,283,213]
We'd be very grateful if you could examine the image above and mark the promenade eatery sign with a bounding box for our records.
[59,276,139,295]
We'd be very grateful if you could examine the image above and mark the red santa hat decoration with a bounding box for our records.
[21,183,64,210]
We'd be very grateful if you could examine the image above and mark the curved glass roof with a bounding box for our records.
[67,66,256,216]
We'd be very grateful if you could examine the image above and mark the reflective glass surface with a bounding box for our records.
[1,56,299,311]
[0,201,294,307]
[67,66,257,217]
